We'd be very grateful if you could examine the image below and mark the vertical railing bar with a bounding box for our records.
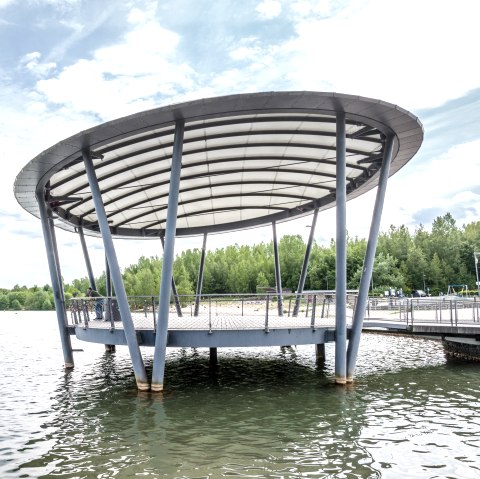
[151,296,156,331]
[265,294,270,332]
[311,295,317,329]
[208,296,212,333]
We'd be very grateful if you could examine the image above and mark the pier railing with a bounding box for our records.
[366,296,480,326]
[68,293,358,331]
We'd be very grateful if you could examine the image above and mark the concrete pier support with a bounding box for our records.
[83,150,149,390]
[335,111,347,385]
[346,136,395,382]
[315,343,326,362]
[152,120,185,392]
[37,192,74,368]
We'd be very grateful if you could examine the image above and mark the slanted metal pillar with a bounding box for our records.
[37,193,74,368]
[77,226,97,290]
[335,111,347,385]
[152,119,185,392]
[293,208,319,316]
[194,233,207,316]
[160,235,182,317]
[347,135,395,381]
[272,221,284,316]
[105,255,112,297]
[104,256,115,350]
[83,150,148,390]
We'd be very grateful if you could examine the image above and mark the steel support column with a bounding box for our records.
[293,208,319,316]
[105,255,112,297]
[160,235,182,317]
[335,111,347,385]
[194,233,207,316]
[272,221,284,316]
[82,150,148,390]
[152,119,185,392]
[37,193,74,368]
[77,226,96,290]
[346,135,395,381]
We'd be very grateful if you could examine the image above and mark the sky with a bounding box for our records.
[1,0,480,288]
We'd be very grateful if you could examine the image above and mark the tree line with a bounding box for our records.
[2,213,480,310]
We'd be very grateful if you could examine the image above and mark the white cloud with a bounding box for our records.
[2,0,480,287]
[34,17,196,120]
[19,51,56,77]
[282,0,480,110]
[256,0,282,19]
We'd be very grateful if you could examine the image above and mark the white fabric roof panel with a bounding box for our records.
[14,91,423,238]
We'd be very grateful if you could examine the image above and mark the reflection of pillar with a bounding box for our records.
[272,221,283,316]
[83,149,148,390]
[293,209,319,316]
[209,347,217,366]
[152,120,185,392]
[347,136,395,381]
[78,226,96,290]
[37,192,74,368]
[160,235,182,317]
[194,233,207,316]
[335,111,347,385]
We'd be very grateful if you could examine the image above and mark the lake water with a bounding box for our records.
[0,311,479,478]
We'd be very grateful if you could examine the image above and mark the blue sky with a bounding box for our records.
[1,0,480,288]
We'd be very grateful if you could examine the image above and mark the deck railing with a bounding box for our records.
[68,293,358,331]
[68,294,480,332]
[366,296,480,326]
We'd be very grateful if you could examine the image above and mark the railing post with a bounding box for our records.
[151,296,156,330]
[265,294,270,332]
[208,296,212,333]
[449,300,453,326]
[311,295,317,329]
[81,299,89,328]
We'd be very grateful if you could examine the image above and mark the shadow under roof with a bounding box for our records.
[14,91,423,238]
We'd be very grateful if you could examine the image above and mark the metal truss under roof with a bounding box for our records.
[14,91,423,238]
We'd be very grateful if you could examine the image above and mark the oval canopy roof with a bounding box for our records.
[15,91,423,238]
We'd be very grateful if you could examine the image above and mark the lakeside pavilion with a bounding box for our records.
[14,91,423,391]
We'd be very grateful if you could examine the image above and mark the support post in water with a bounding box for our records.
[83,149,149,390]
[152,119,185,392]
[37,189,74,368]
[346,135,395,382]
[335,111,347,385]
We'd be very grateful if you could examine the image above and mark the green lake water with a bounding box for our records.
[0,311,479,478]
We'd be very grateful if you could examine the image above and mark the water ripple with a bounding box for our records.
[1,313,479,478]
